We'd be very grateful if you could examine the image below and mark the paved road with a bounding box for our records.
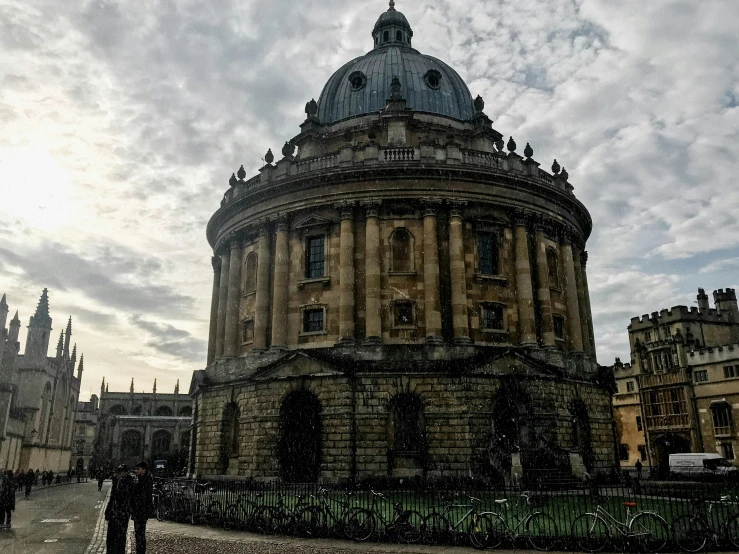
[0,481,108,554]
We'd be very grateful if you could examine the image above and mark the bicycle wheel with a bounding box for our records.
[344,508,375,542]
[396,510,424,544]
[294,505,323,538]
[672,514,708,553]
[422,512,451,545]
[253,505,274,534]
[469,512,506,550]
[726,514,739,550]
[571,513,609,552]
[156,496,170,521]
[526,512,559,552]
[629,512,668,552]
[205,500,223,526]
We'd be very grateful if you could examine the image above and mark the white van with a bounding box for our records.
[669,453,739,480]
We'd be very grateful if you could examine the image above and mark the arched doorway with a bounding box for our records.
[277,391,322,482]
[571,399,594,472]
[152,430,172,458]
[387,393,426,475]
[653,433,691,478]
[121,430,143,459]
[489,393,529,484]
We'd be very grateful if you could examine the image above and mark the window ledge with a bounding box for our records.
[242,291,256,298]
[241,340,254,346]
[298,277,331,289]
[389,271,417,277]
[474,274,508,285]
[549,286,563,293]
[300,330,328,337]
[481,328,508,334]
[392,324,418,330]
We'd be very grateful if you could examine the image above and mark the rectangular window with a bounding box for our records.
[645,387,689,428]
[394,302,414,326]
[724,366,736,379]
[478,233,498,275]
[722,442,735,460]
[482,304,504,330]
[618,444,629,461]
[546,248,559,288]
[712,405,734,436]
[627,381,635,392]
[645,331,651,342]
[637,445,647,461]
[694,370,708,383]
[242,320,254,343]
[553,315,565,340]
[303,308,324,333]
[636,416,643,432]
[305,235,325,278]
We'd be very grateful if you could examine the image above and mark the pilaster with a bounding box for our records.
[422,199,443,345]
[254,220,272,351]
[362,200,383,345]
[207,256,221,365]
[534,222,555,347]
[560,230,584,353]
[223,239,243,357]
[215,249,231,358]
[270,216,290,350]
[337,202,356,346]
[448,201,471,345]
[513,210,537,346]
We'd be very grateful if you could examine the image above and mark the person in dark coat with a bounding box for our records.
[0,470,15,529]
[105,465,132,554]
[131,462,154,554]
[23,469,33,498]
[98,468,106,492]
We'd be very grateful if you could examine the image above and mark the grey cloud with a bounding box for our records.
[130,314,206,363]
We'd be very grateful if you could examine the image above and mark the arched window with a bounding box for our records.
[219,402,241,472]
[132,405,143,415]
[492,395,527,452]
[152,430,172,457]
[388,394,426,472]
[38,382,52,442]
[571,400,594,471]
[383,30,389,42]
[155,406,173,416]
[179,406,193,417]
[278,391,322,482]
[547,247,560,288]
[478,232,499,275]
[244,253,257,293]
[110,405,128,416]
[390,228,413,273]
[121,430,143,458]
[396,30,402,42]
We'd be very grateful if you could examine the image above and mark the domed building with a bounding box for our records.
[191,1,616,485]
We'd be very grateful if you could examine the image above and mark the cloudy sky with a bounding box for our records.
[1,0,737,399]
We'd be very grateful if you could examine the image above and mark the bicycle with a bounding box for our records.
[295,487,363,539]
[476,492,559,551]
[253,491,312,536]
[422,494,494,547]
[221,491,260,530]
[344,489,423,543]
[672,495,739,552]
[571,499,668,552]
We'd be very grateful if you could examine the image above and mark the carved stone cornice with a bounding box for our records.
[258,218,270,237]
[360,199,382,218]
[334,201,356,221]
[448,200,467,219]
[421,198,442,218]
[229,235,242,250]
[274,214,289,233]
[511,208,534,227]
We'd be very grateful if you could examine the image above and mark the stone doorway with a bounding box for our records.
[652,433,691,478]
[277,390,322,482]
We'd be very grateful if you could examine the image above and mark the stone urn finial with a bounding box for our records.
[495,138,505,152]
[282,142,295,158]
[524,142,533,159]
[552,159,561,175]
[265,149,274,165]
[474,95,485,113]
[390,76,402,100]
[229,173,237,187]
[305,99,318,118]
[561,167,569,181]
[507,136,516,153]
[237,165,246,180]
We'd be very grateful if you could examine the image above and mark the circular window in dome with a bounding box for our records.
[348,71,367,92]
[424,69,442,90]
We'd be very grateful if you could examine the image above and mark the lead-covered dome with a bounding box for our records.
[316,2,476,125]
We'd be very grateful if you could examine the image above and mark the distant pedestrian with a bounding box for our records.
[34,469,40,486]
[23,469,33,498]
[98,469,106,492]
[14,470,22,492]
[635,459,643,480]
[105,465,132,554]
[0,470,15,529]
[131,461,154,554]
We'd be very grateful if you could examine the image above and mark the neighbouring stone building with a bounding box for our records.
[93,378,191,471]
[0,289,83,471]
[72,393,98,473]
[612,287,739,477]
[191,1,616,485]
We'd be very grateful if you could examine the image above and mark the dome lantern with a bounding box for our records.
[372,1,413,49]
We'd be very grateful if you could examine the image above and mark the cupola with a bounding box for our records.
[372,1,413,49]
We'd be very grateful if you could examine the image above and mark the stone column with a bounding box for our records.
[337,202,356,345]
[422,199,443,344]
[363,200,382,345]
[253,221,272,351]
[223,239,243,357]
[534,224,555,347]
[207,257,221,365]
[560,231,584,353]
[270,216,290,350]
[514,212,537,346]
[448,201,471,345]
[581,251,597,358]
[573,247,592,356]
[215,249,231,358]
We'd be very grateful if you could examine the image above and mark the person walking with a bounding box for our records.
[0,470,15,529]
[23,469,33,498]
[131,462,153,554]
[105,465,132,554]
[97,469,106,492]
[635,459,643,480]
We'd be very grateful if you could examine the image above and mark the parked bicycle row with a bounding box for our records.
[152,478,739,552]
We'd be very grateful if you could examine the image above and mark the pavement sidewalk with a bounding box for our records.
[144,519,565,554]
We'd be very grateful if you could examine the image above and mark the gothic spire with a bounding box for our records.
[0,293,6,309]
[30,288,52,328]
[0,293,7,331]
[56,330,64,358]
[101,376,105,397]
[130,378,134,394]
[71,343,77,366]
[77,354,84,379]
[153,378,157,394]
[63,316,72,358]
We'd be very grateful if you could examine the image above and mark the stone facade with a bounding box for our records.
[72,394,99,473]
[612,288,739,476]
[93,379,192,471]
[192,3,615,485]
[0,289,83,472]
